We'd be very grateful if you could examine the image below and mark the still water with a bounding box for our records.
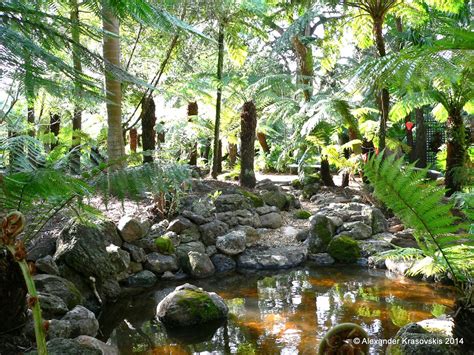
[99,265,456,354]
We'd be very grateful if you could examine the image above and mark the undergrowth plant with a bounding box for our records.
[364,153,474,289]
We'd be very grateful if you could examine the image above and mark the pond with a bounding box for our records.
[99,265,456,354]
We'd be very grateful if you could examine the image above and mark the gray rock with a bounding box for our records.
[261,190,288,210]
[205,245,217,256]
[385,258,415,276]
[75,335,118,355]
[362,207,388,234]
[307,214,336,253]
[144,253,178,274]
[233,225,260,246]
[27,236,56,261]
[255,205,279,215]
[296,228,309,242]
[216,231,246,255]
[179,225,201,243]
[182,210,211,225]
[308,253,335,265]
[259,212,283,229]
[131,236,159,253]
[117,216,146,242]
[167,216,193,234]
[106,245,130,277]
[161,271,176,280]
[122,242,146,263]
[215,194,251,212]
[337,221,372,240]
[211,253,236,273]
[125,270,157,288]
[62,305,99,337]
[256,179,280,191]
[34,274,83,309]
[156,283,228,327]
[100,279,121,300]
[99,220,123,247]
[36,255,60,276]
[359,240,393,257]
[199,220,229,246]
[163,231,181,247]
[372,232,395,243]
[281,226,299,239]
[29,338,101,355]
[38,292,68,319]
[47,319,72,339]
[149,222,167,238]
[237,246,307,270]
[128,261,143,273]
[327,215,343,227]
[187,251,215,278]
[368,256,386,269]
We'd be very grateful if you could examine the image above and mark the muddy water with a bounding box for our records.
[99,265,456,354]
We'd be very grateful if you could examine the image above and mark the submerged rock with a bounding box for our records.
[156,284,228,328]
[307,253,335,265]
[125,270,157,288]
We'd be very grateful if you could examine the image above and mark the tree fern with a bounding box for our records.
[364,153,474,285]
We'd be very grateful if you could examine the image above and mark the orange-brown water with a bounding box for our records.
[101,265,456,354]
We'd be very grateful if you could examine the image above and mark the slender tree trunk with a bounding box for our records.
[240,101,257,188]
[445,108,465,196]
[291,35,313,102]
[373,18,389,152]
[414,108,427,168]
[188,101,198,165]
[129,128,138,152]
[217,140,223,173]
[320,157,335,187]
[70,0,82,174]
[211,23,225,178]
[228,143,237,168]
[203,140,211,166]
[257,132,270,153]
[141,97,156,164]
[25,56,35,137]
[405,114,415,162]
[50,113,60,150]
[102,5,125,168]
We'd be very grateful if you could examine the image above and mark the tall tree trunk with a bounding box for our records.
[0,250,27,334]
[228,143,237,168]
[70,0,82,174]
[129,128,138,153]
[257,132,270,153]
[25,56,35,137]
[102,6,125,168]
[188,101,198,165]
[373,18,389,152]
[291,35,313,102]
[141,97,156,164]
[50,113,60,150]
[405,114,415,162]
[445,108,465,196]
[211,23,225,178]
[414,108,427,168]
[240,101,257,188]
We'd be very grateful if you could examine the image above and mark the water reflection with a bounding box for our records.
[101,265,456,354]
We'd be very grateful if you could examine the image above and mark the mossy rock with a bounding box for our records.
[239,190,264,207]
[156,284,228,328]
[328,235,360,263]
[294,209,312,219]
[154,236,175,254]
[291,179,302,189]
[303,173,321,186]
[308,214,336,253]
[262,191,288,210]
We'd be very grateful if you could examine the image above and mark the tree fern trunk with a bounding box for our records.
[291,35,313,102]
[129,128,138,153]
[240,101,257,188]
[188,101,198,165]
[228,143,237,168]
[212,23,225,179]
[50,113,60,150]
[414,108,427,168]
[445,109,466,196]
[102,6,125,169]
[141,97,156,164]
[321,157,335,187]
[70,0,82,174]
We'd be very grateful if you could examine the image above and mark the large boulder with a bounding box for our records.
[117,216,146,242]
[38,292,68,319]
[106,244,130,277]
[337,221,372,240]
[122,242,147,263]
[28,338,101,355]
[211,254,236,273]
[61,305,99,337]
[125,270,157,288]
[199,220,229,246]
[144,253,178,274]
[327,236,360,263]
[181,210,211,225]
[167,216,194,234]
[359,239,393,257]
[75,336,118,355]
[34,274,83,309]
[36,255,60,276]
[259,212,283,229]
[179,225,201,243]
[307,214,336,253]
[261,190,288,210]
[362,207,388,234]
[237,246,307,270]
[216,231,246,256]
[156,284,228,327]
[98,220,123,247]
[176,241,206,265]
[214,194,251,212]
[187,251,215,278]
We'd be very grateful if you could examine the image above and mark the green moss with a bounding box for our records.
[291,179,302,189]
[294,209,312,219]
[240,189,264,207]
[154,236,175,254]
[237,343,257,355]
[303,173,321,186]
[314,216,333,245]
[176,289,222,323]
[328,236,360,263]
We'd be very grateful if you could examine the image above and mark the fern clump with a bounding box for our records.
[364,153,474,286]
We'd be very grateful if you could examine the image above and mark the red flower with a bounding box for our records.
[405,121,414,131]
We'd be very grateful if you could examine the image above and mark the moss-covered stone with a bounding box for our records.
[291,179,302,189]
[308,214,335,253]
[294,209,312,219]
[262,191,288,210]
[176,289,221,323]
[239,189,264,207]
[154,236,175,254]
[328,235,360,263]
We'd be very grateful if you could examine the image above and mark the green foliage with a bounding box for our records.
[327,236,360,263]
[154,236,175,254]
[364,153,474,285]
